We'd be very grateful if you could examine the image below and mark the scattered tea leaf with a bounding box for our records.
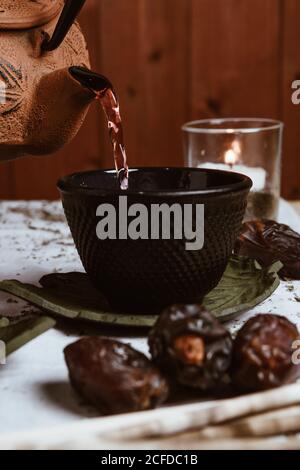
[0,307,39,327]
[6,298,18,304]
[0,316,56,356]
[0,317,9,328]
[0,256,281,327]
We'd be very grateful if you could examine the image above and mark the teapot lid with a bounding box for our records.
[0,0,63,30]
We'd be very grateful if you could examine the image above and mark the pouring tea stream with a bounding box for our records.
[70,66,129,190]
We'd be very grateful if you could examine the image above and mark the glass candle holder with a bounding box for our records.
[182,118,283,220]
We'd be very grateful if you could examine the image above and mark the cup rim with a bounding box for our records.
[182,118,284,134]
[58,167,252,197]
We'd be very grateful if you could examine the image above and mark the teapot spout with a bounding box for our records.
[69,66,114,94]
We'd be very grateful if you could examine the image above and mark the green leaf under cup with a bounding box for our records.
[0,256,281,328]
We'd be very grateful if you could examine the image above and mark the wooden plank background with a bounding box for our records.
[0,0,299,200]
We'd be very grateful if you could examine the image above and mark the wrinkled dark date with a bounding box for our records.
[231,314,300,392]
[148,304,233,391]
[234,219,300,279]
[64,337,169,414]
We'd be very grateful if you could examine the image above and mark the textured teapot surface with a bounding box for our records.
[0,0,91,160]
[0,0,62,29]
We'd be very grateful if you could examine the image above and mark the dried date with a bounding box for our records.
[234,219,300,279]
[231,314,300,392]
[64,337,169,414]
[148,304,233,391]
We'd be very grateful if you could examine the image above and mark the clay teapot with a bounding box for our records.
[0,0,108,161]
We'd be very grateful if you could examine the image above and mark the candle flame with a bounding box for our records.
[224,149,238,166]
[224,139,241,166]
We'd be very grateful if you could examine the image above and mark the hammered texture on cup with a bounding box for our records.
[61,189,248,313]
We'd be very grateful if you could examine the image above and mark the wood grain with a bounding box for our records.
[0,161,15,199]
[190,0,281,119]
[0,0,299,200]
[281,0,300,199]
[97,0,143,169]
[99,0,189,168]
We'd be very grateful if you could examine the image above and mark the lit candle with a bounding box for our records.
[198,141,266,191]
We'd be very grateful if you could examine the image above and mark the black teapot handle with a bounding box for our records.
[42,0,87,52]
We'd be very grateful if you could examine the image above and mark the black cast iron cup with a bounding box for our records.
[58,167,252,313]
